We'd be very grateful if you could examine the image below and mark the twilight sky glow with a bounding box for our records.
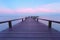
[0,0,60,14]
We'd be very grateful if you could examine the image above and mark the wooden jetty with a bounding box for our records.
[0,16,60,40]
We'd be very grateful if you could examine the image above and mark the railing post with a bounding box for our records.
[8,21,12,29]
[37,18,38,22]
[22,18,23,22]
[48,21,52,28]
[25,17,27,20]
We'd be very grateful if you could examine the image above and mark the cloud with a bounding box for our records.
[15,8,56,13]
[0,0,15,13]
[0,8,15,13]
[39,2,60,13]
[0,2,60,13]
[15,8,35,13]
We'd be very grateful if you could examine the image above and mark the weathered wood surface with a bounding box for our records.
[0,18,60,40]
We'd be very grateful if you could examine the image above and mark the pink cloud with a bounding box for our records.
[35,8,56,13]
[16,8,35,13]
[0,8,15,13]
[0,2,60,13]
[15,8,56,13]
[39,2,60,13]
[0,8,56,13]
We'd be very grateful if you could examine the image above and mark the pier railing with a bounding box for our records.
[37,18,60,28]
[0,17,60,29]
[0,18,24,29]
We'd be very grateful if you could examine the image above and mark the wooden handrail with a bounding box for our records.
[0,17,60,29]
[37,18,60,28]
[0,18,24,24]
[38,18,60,23]
[0,18,24,29]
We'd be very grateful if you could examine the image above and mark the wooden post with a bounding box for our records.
[8,21,12,29]
[25,17,27,20]
[48,21,52,28]
[37,18,38,22]
[22,18,23,22]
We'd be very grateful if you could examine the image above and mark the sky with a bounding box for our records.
[0,0,60,14]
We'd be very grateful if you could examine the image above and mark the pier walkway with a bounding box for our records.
[0,17,60,40]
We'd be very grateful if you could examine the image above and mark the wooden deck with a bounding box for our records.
[0,18,60,40]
